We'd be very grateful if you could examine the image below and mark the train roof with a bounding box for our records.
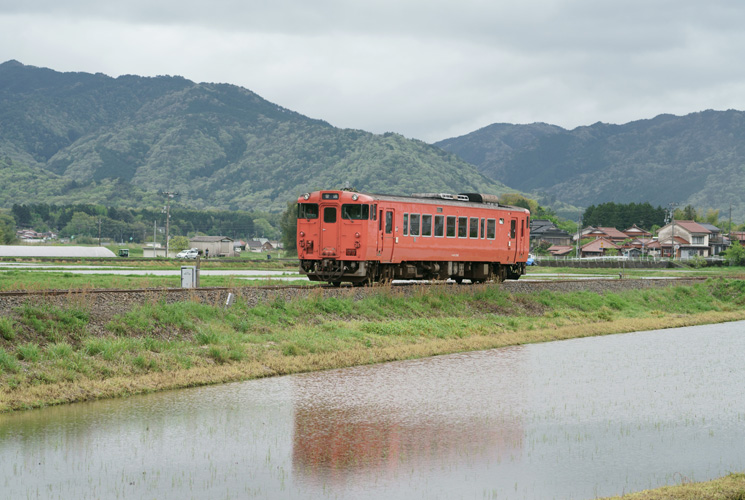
[305,190,530,214]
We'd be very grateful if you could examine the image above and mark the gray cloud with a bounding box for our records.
[2,0,745,141]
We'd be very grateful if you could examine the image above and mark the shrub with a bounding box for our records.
[0,316,16,341]
[0,347,19,373]
[17,343,40,362]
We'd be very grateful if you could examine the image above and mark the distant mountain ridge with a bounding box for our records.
[435,110,745,220]
[0,60,509,212]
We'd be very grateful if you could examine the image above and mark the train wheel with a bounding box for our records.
[454,277,464,284]
[330,281,342,287]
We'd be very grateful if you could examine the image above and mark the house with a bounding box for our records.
[246,240,263,253]
[547,245,575,257]
[580,238,620,258]
[730,232,745,246]
[699,223,729,256]
[530,219,572,247]
[593,226,629,243]
[623,224,652,239]
[189,236,235,257]
[623,237,654,256]
[657,220,711,258]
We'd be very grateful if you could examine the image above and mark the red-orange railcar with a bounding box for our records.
[296,190,530,285]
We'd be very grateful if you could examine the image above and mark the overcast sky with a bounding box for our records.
[2,1,745,142]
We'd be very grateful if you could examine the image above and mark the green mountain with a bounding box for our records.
[435,111,745,220]
[0,60,510,212]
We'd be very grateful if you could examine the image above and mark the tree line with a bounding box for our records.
[10,203,282,244]
[582,201,738,232]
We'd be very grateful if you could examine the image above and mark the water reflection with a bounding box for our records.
[1,321,744,499]
[292,349,526,488]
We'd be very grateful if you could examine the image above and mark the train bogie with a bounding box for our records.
[296,190,530,285]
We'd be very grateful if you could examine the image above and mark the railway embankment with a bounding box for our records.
[1,277,744,413]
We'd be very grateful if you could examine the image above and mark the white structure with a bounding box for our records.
[0,245,116,258]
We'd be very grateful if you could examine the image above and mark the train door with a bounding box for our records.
[510,217,518,263]
[378,208,395,262]
[320,204,339,257]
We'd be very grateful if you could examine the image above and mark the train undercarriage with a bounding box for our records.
[300,259,525,286]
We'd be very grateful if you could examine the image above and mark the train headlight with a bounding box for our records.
[300,231,305,237]
[355,232,360,238]
[303,193,310,200]
[351,194,358,201]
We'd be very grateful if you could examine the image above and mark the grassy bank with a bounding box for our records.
[600,473,745,499]
[1,278,745,412]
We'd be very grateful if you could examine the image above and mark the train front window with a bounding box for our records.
[323,207,337,223]
[341,204,369,220]
[298,203,319,219]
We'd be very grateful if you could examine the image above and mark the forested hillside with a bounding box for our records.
[435,111,745,219]
[0,60,510,212]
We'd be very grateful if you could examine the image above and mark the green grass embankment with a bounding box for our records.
[600,472,745,500]
[1,279,745,413]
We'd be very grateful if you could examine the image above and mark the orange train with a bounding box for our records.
[296,190,531,285]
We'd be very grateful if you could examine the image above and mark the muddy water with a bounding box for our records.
[2,321,744,499]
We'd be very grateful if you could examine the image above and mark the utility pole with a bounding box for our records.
[160,191,179,258]
[98,217,102,246]
[153,221,157,256]
[669,202,677,259]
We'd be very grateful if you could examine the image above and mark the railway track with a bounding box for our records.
[0,275,708,298]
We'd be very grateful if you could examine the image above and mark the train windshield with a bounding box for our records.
[341,204,369,220]
[298,203,319,219]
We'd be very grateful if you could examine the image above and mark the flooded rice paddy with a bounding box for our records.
[1,321,744,499]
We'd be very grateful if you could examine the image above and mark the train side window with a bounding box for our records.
[458,217,468,238]
[372,205,377,220]
[379,210,383,230]
[434,215,445,237]
[510,220,516,238]
[499,218,504,225]
[446,216,456,237]
[323,207,337,223]
[487,219,496,239]
[298,203,319,219]
[385,211,393,234]
[410,214,420,236]
[521,220,524,237]
[469,217,479,238]
[422,215,432,236]
[480,218,485,239]
[403,213,409,236]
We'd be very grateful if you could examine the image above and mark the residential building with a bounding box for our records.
[657,220,711,258]
[546,245,575,257]
[530,219,572,247]
[623,225,652,239]
[580,238,620,258]
[699,223,729,256]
